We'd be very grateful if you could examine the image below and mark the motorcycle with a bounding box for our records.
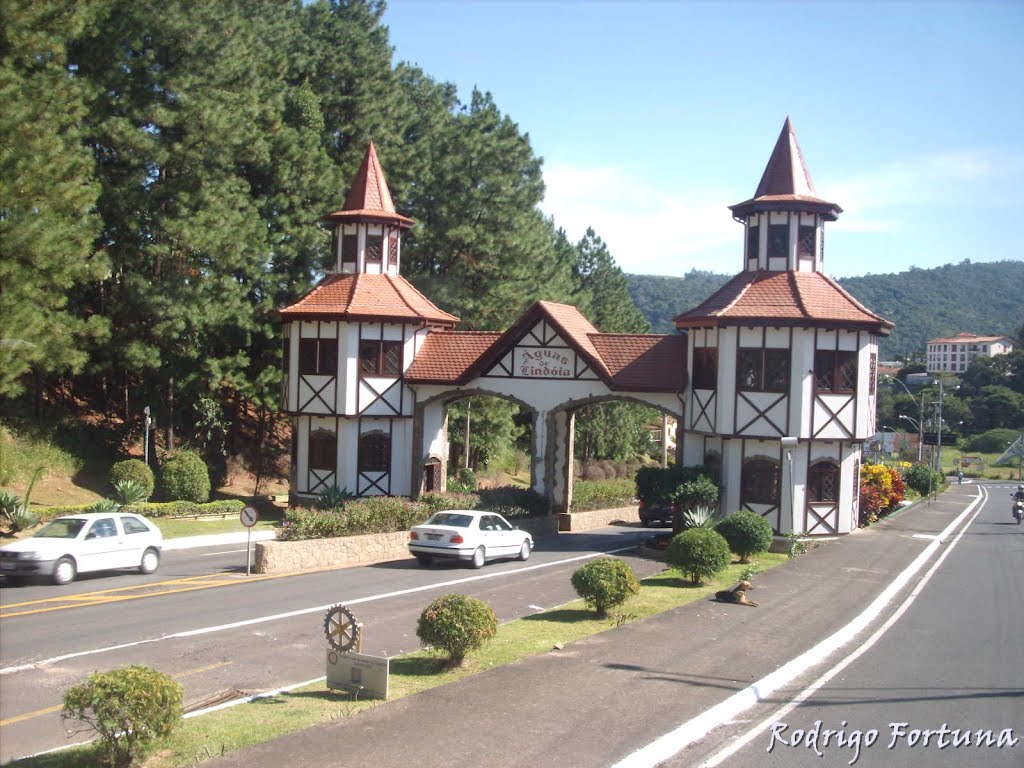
[1013,497,1024,525]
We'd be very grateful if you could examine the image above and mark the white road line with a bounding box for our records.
[611,488,985,768]
[697,486,987,767]
[0,545,636,675]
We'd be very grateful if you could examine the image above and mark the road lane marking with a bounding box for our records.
[0,660,236,728]
[611,487,985,768]
[0,544,638,675]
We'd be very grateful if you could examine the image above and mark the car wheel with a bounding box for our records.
[53,557,77,586]
[414,554,433,567]
[518,540,531,561]
[139,548,160,574]
[640,517,650,528]
[471,546,486,569]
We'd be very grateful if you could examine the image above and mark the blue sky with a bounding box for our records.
[382,1,1024,279]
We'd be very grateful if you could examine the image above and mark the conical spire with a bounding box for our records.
[323,142,414,228]
[729,118,841,221]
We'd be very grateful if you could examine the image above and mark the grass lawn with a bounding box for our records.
[154,515,281,539]
[12,554,790,768]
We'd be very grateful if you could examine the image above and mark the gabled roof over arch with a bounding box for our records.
[406,300,686,392]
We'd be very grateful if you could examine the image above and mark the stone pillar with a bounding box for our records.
[530,409,548,498]
[412,399,449,498]
[546,410,575,514]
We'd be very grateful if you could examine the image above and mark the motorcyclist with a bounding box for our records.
[1013,485,1024,520]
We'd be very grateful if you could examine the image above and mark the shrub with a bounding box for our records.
[581,461,606,481]
[113,480,148,507]
[279,497,430,541]
[419,492,481,514]
[570,558,640,616]
[62,665,183,768]
[903,463,943,496]
[447,467,477,494]
[477,486,548,518]
[715,511,774,563]
[158,450,210,503]
[316,485,353,511]
[33,499,244,521]
[416,593,498,666]
[110,459,155,500]
[680,505,723,531]
[666,528,732,585]
[674,475,719,512]
[571,478,636,512]
[963,428,1019,454]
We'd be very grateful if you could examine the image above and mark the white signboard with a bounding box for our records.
[326,650,390,700]
[514,347,574,378]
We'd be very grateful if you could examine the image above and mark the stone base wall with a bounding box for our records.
[253,515,562,575]
[559,505,638,532]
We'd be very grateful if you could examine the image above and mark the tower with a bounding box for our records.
[279,143,457,501]
[675,119,893,535]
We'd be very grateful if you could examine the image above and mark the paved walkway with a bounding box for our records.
[202,485,984,768]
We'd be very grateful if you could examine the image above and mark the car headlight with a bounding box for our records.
[21,551,46,560]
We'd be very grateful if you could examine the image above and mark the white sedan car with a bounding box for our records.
[0,512,163,585]
[408,510,533,568]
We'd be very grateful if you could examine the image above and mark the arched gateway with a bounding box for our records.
[279,122,893,535]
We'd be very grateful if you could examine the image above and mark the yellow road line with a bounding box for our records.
[0,572,295,619]
[0,661,234,727]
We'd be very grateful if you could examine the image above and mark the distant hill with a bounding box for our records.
[626,260,1024,359]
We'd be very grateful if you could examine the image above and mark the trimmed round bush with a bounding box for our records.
[416,593,498,666]
[110,459,155,501]
[63,665,183,768]
[666,528,732,585]
[158,450,210,503]
[715,510,774,563]
[903,463,943,496]
[571,557,640,616]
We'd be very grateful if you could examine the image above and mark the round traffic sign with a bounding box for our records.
[240,506,259,528]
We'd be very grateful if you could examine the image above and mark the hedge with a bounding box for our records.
[570,478,636,512]
[34,499,244,521]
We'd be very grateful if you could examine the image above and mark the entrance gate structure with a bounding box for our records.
[406,300,686,513]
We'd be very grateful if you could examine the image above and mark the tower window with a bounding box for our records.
[309,429,337,472]
[798,225,816,259]
[388,233,399,267]
[767,224,789,259]
[815,350,857,393]
[341,233,358,266]
[692,347,718,389]
[746,225,759,262]
[358,431,391,473]
[365,232,383,263]
[359,340,403,376]
[299,338,337,376]
[737,348,790,392]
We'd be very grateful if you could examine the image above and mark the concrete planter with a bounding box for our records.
[558,505,639,532]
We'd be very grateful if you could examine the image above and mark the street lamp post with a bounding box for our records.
[885,376,924,462]
[933,379,960,477]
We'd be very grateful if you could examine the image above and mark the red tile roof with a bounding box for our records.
[406,301,686,392]
[278,273,459,327]
[322,142,414,228]
[730,118,841,220]
[673,270,893,334]
[405,332,502,383]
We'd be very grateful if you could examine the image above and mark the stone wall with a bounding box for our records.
[253,515,561,575]
[559,505,639,531]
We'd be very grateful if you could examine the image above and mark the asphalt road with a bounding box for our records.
[660,481,1024,768]
[0,524,657,762]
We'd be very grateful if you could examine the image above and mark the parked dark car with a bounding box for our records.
[637,500,674,527]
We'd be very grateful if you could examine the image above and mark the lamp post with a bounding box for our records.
[885,376,924,462]
[933,379,960,476]
[143,406,151,466]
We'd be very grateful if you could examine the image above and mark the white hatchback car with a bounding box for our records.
[0,512,163,585]
[408,510,533,568]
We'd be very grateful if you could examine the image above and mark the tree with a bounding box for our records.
[0,0,110,399]
[970,386,1024,431]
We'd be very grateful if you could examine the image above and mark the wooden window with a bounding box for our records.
[815,350,857,393]
[742,458,780,505]
[309,429,337,472]
[737,348,789,392]
[798,224,816,259]
[746,225,759,261]
[300,338,337,376]
[767,224,788,259]
[387,233,399,267]
[365,232,383,263]
[692,347,718,389]
[359,340,403,376]
[358,431,390,473]
[808,461,839,502]
[341,233,358,267]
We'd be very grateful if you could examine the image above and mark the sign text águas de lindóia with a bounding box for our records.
[517,348,573,378]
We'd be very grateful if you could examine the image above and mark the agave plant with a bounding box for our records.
[0,466,44,532]
[113,479,149,507]
[89,498,120,515]
[680,505,724,531]
[316,485,354,511]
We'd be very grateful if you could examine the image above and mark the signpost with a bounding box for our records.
[323,604,389,699]
[240,505,259,576]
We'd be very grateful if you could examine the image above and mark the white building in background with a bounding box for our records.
[926,333,1014,374]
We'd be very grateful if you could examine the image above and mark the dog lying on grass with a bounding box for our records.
[714,580,759,607]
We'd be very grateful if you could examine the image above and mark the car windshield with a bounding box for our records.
[34,518,87,539]
[425,513,474,528]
